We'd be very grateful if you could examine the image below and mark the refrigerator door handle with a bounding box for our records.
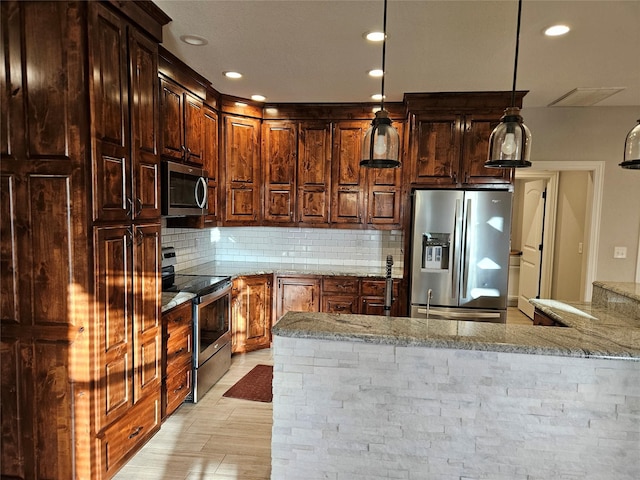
[451,199,461,300]
[462,198,472,298]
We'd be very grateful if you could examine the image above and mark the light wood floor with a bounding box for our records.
[114,309,531,479]
[113,349,274,480]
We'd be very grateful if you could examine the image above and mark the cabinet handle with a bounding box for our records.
[173,384,185,393]
[126,197,133,218]
[128,426,143,439]
[176,347,184,354]
[136,197,143,216]
[172,315,184,323]
[126,227,133,247]
[453,173,457,184]
[136,229,144,246]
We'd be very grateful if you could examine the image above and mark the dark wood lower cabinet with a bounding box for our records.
[162,301,193,419]
[232,275,273,353]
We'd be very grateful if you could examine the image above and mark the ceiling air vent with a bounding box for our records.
[548,87,625,107]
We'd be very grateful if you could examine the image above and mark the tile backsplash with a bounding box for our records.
[161,221,404,274]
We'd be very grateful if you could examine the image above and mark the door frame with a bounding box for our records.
[515,161,604,301]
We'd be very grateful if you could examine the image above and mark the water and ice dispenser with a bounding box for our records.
[421,233,450,270]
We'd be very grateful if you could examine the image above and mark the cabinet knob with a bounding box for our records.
[128,426,143,439]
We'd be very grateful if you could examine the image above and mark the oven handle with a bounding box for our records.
[197,281,232,305]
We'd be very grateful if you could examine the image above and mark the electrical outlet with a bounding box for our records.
[613,246,627,259]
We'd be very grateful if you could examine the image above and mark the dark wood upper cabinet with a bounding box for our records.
[461,114,512,185]
[297,122,332,224]
[262,121,298,223]
[129,28,161,220]
[405,92,521,188]
[331,119,403,228]
[222,114,262,224]
[331,121,368,225]
[203,106,219,222]
[159,77,204,166]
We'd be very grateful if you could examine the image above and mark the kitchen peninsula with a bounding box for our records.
[271,281,640,480]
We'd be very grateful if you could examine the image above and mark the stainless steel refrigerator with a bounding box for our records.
[410,189,512,322]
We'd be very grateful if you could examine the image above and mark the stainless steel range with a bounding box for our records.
[162,247,232,402]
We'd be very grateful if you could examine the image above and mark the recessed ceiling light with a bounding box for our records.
[544,24,570,37]
[223,71,243,79]
[364,31,385,42]
[179,34,208,46]
[371,94,385,101]
[368,69,384,77]
[251,94,266,102]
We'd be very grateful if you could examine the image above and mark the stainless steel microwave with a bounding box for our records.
[162,161,208,216]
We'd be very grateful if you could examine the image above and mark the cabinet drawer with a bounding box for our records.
[322,276,359,294]
[166,325,192,368]
[164,301,192,330]
[361,279,399,296]
[98,392,160,475]
[165,362,192,416]
[321,295,359,314]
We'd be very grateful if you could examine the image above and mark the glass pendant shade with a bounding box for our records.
[486,107,532,168]
[620,119,640,169]
[361,110,401,168]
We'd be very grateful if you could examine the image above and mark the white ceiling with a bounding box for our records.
[154,0,640,108]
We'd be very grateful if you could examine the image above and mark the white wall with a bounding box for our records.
[522,106,640,282]
[551,171,589,300]
[162,223,404,274]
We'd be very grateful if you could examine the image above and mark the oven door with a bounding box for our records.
[193,282,232,368]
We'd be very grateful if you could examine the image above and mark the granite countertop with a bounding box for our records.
[161,291,196,313]
[177,260,403,279]
[272,309,640,360]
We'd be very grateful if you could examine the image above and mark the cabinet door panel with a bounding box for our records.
[95,226,133,429]
[133,224,161,403]
[462,115,512,185]
[203,107,219,221]
[160,79,184,160]
[129,28,160,219]
[91,4,131,222]
[184,92,203,165]
[331,122,366,224]
[410,115,459,185]
[298,122,331,224]
[263,122,297,223]
[276,276,320,321]
[223,115,261,223]
[232,275,272,353]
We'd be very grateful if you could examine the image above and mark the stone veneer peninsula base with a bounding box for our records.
[271,329,639,480]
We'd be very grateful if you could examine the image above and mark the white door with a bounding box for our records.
[518,179,546,318]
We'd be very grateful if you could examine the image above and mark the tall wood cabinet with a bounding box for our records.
[0,2,170,478]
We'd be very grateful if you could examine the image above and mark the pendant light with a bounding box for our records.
[361,0,401,168]
[620,119,640,169]
[486,0,532,168]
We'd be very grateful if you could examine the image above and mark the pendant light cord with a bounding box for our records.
[380,0,388,112]
[511,0,523,107]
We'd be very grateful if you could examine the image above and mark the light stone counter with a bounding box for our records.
[273,310,640,360]
[161,291,195,313]
[177,260,403,279]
